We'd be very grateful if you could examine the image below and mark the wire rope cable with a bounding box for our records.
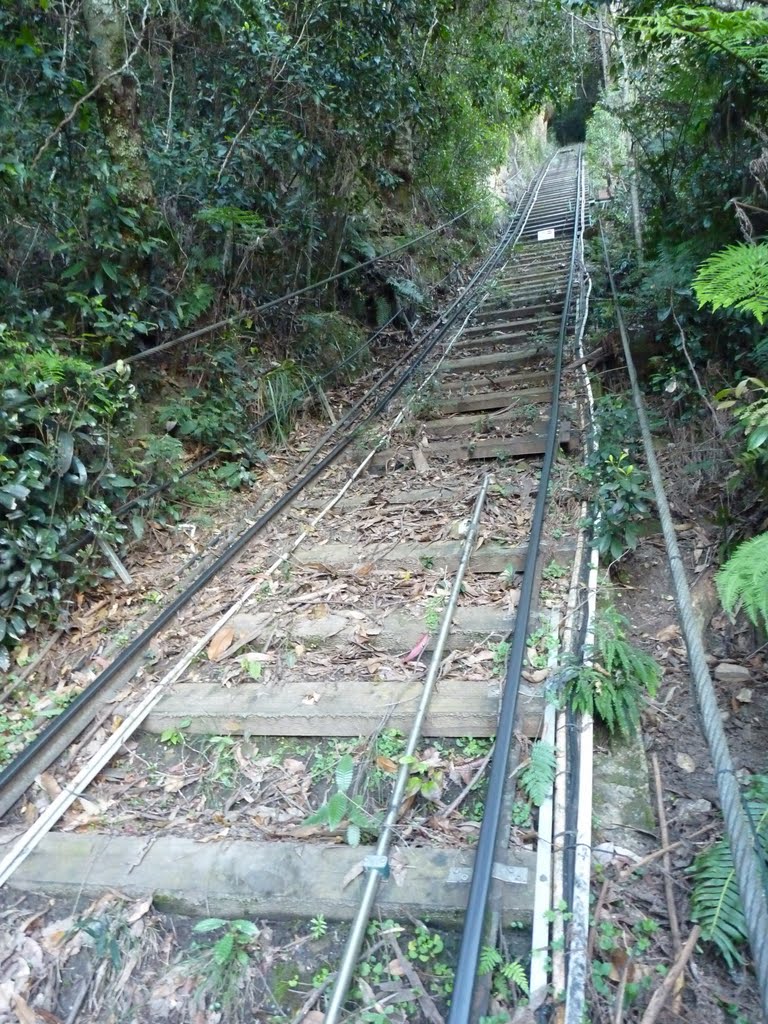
[97,202,488,374]
[600,220,768,1023]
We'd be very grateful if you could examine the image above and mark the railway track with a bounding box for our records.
[0,147,588,1023]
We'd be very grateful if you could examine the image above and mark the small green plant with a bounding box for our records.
[188,918,259,1009]
[689,774,768,968]
[542,560,568,581]
[478,945,529,1001]
[408,926,444,963]
[160,718,190,746]
[716,532,768,631]
[206,735,238,786]
[309,914,328,940]
[511,800,533,827]
[565,607,660,737]
[305,752,378,846]
[518,741,556,807]
[492,640,510,675]
[424,595,445,633]
[592,451,653,562]
[401,753,444,802]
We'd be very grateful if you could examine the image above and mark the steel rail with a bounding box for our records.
[447,146,585,1024]
[600,220,768,1023]
[0,158,552,814]
[322,474,493,1024]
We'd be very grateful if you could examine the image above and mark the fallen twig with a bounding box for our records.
[652,753,681,954]
[437,745,495,819]
[389,933,445,1024]
[638,925,700,1024]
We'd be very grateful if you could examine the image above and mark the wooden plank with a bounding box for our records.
[2,831,535,924]
[453,327,559,351]
[462,314,560,336]
[205,604,517,657]
[442,346,552,373]
[375,422,570,463]
[146,677,545,738]
[294,539,530,574]
[296,485,463,512]
[437,370,554,394]
[429,387,551,416]
[420,407,550,438]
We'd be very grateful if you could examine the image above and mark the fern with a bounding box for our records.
[335,753,355,794]
[500,959,529,995]
[565,607,660,737]
[689,776,768,968]
[716,532,768,631]
[693,243,768,324]
[519,741,556,807]
[478,945,502,975]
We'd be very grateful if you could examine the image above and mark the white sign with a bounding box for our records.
[537,228,556,241]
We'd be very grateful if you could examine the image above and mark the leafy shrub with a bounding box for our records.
[566,607,661,737]
[583,396,653,562]
[0,329,135,662]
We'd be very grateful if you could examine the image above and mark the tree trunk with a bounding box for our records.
[81,0,154,208]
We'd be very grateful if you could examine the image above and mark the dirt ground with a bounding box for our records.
[584,405,766,1024]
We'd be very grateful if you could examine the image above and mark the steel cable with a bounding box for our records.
[600,221,768,1023]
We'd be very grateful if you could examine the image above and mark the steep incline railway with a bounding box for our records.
[0,148,587,1023]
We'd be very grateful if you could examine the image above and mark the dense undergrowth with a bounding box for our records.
[0,0,584,658]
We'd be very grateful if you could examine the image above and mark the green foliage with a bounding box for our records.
[694,244,768,325]
[566,607,661,737]
[716,532,768,631]
[518,741,556,807]
[0,331,135,661]
[689,775,768,968]
[188,918,260,1009]
[584,396,653,563]
[305,752,378,845]
[717,377,768,453]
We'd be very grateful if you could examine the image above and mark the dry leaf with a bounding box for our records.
[376,756,398,774]
[412,448,430,475]
[655,624,680,643]
[735,688,753,703]
[301,1013,325,1024]
[342,860,365,889]
[676,752,696,774]
[34,773,59,804]
[125,896,153,924]
[208,627,235,661]
[401,633,429,663]
[12,994,38,1024]
[302,692,321,705]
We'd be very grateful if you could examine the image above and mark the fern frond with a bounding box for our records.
[716,533,768,631]
[693,243,768,324]
[689,779,768,968]
[501,959,529,994]
[335,753,355,794]
[519,741,556,807]
[478,945,502,976]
